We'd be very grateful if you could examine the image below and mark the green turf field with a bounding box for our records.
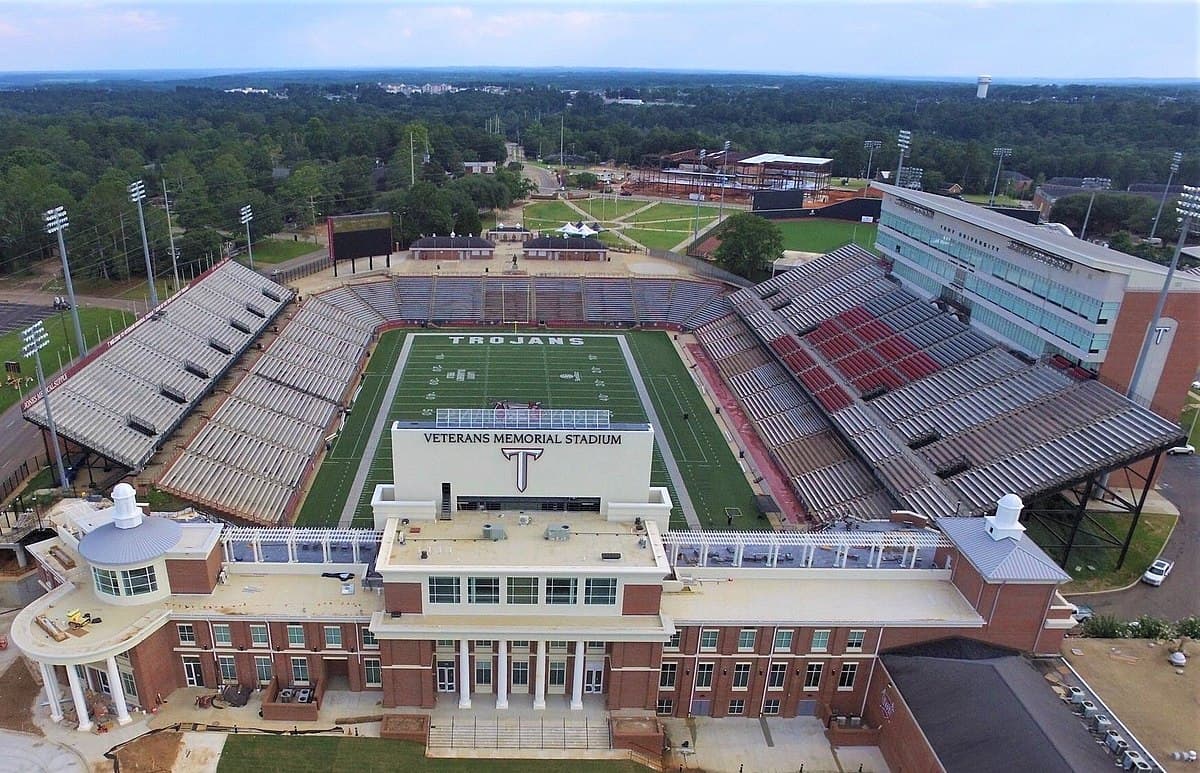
[296,330,760,532]
[775,218,877,253]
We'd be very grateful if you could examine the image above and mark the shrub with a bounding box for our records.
[1175,616,1200,639]
[1082,614,1128,638]
[1130,616,1174,639]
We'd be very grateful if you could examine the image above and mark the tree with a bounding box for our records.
[713,213,783,278]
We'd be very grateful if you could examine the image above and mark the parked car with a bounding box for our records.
[1166,444,1195,455]
[1141,559,1174,586]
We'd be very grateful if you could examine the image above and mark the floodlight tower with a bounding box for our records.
[21,321,69,490]
[863,140,882,189]
[128,180,159,307]
[1127,185,1200,405]
[43,206,87,358]
[240,205,255,269]
[1079,177,1111,240]
[989,147,1012,206]
[895,130,912,187]
[1149,151,1183,243]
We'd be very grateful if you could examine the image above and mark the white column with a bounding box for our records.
[66,665,92,732]
[39,662,64,722]
[570,640,585,710]
[105,656,132,725]
[533,641,547,710]
[458,639,472,709]
[495,639,509,709]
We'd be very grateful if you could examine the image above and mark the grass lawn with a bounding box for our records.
[1026,511,1177,593]
[217,736,648,773]
[296,330,758,531]
[775,219,877,253]
[0,306,136,413]
[238,238,322,265]
[570,196,645,223]
[522,200,584,231]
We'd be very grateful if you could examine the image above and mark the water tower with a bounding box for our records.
[976,75,992,99]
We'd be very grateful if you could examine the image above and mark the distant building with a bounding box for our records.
[410,235,495,261]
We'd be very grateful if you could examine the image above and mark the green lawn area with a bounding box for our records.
[522,200,584,231]
[0,306,136,413]
[238,237,322,265]
[570,196,645,223]
[296,330,759,531]
[1025,511,1176,593]
[775,219,877,253]
[217,736,647,773]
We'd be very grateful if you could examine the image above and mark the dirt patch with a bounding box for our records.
[1063,638,1199,771]
[0,659,43,735]
[113,731,183,773]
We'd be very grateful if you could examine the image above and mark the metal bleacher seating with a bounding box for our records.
[23,260,292,470]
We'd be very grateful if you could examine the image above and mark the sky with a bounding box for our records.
[0,0,1196,81]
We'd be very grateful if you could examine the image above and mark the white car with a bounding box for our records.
[1167,444,1195,456]
[1141,559,1174,586]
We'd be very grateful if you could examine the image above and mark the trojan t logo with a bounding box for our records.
[501,447,544,492]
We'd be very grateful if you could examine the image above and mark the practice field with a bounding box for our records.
[297,330,760,531]
[775,218,877,253]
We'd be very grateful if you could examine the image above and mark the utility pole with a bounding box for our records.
[162,179,180,293]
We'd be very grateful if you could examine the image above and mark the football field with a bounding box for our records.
[297,330,761,531]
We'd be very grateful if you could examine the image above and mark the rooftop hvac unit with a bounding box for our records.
[1092,715,1113,732]
[544,524,571,542]
[1080,700,1099,718]
[1067,686,1086,704]
[481,523,508,542]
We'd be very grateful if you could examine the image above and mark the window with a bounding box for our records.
[728,699,745,716]
[548,661,566,687]
[737,629,756,652]
[804,662,823,690]
[291,657,310,685]
[250,624,269,647]
[468,577,500,604]
[120,670,138,701]
[656,698,674,716]
[177,623,196,646]
[506,577,538,605]
[121,566,158,596]
[810,630,830,652]
[324,626,343,649]
[659,662,678,689]
[695,663,714,689]
[773,629,793,652]
[475,659,492,686]
[218,655,237,683]
[93,567,120,597]
[733,663,751,689]
[584,577,617,605]
[847,630,865,652]
[545,578,577,605]
[699,629,719,652]
[512,661,529,687]
[364,658,382,688]
[429,577,461,604]
[768,663,787,689]
[838,662,858,690]
[763,699,781,716]
[361,627,378,649]
[212,624,232,647]
[666,631,681,651]
[287,624,305,648]
[254,656,273,684]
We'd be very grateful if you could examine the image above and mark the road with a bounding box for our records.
[1067,453,1199,620]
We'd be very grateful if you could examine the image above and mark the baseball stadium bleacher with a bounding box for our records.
[696,244,1182,523]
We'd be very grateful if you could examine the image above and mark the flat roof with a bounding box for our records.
[877,183,1200,289]
[660,574,983,627]
[381,512,670,573]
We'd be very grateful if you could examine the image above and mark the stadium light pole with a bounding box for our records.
[21,321,70,491]
[240,205,255,269]
[1149,151,1183,243]
[1126,185,1200,406]
[718,140,731,224]
[128,180,159,307]
[989,147,1012,206]
[895,130,912,187]
[43,206,87,358]
[1079,177,1111,241]
[863,140,882,194]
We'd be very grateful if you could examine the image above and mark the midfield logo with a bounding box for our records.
[501,447,544,492]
